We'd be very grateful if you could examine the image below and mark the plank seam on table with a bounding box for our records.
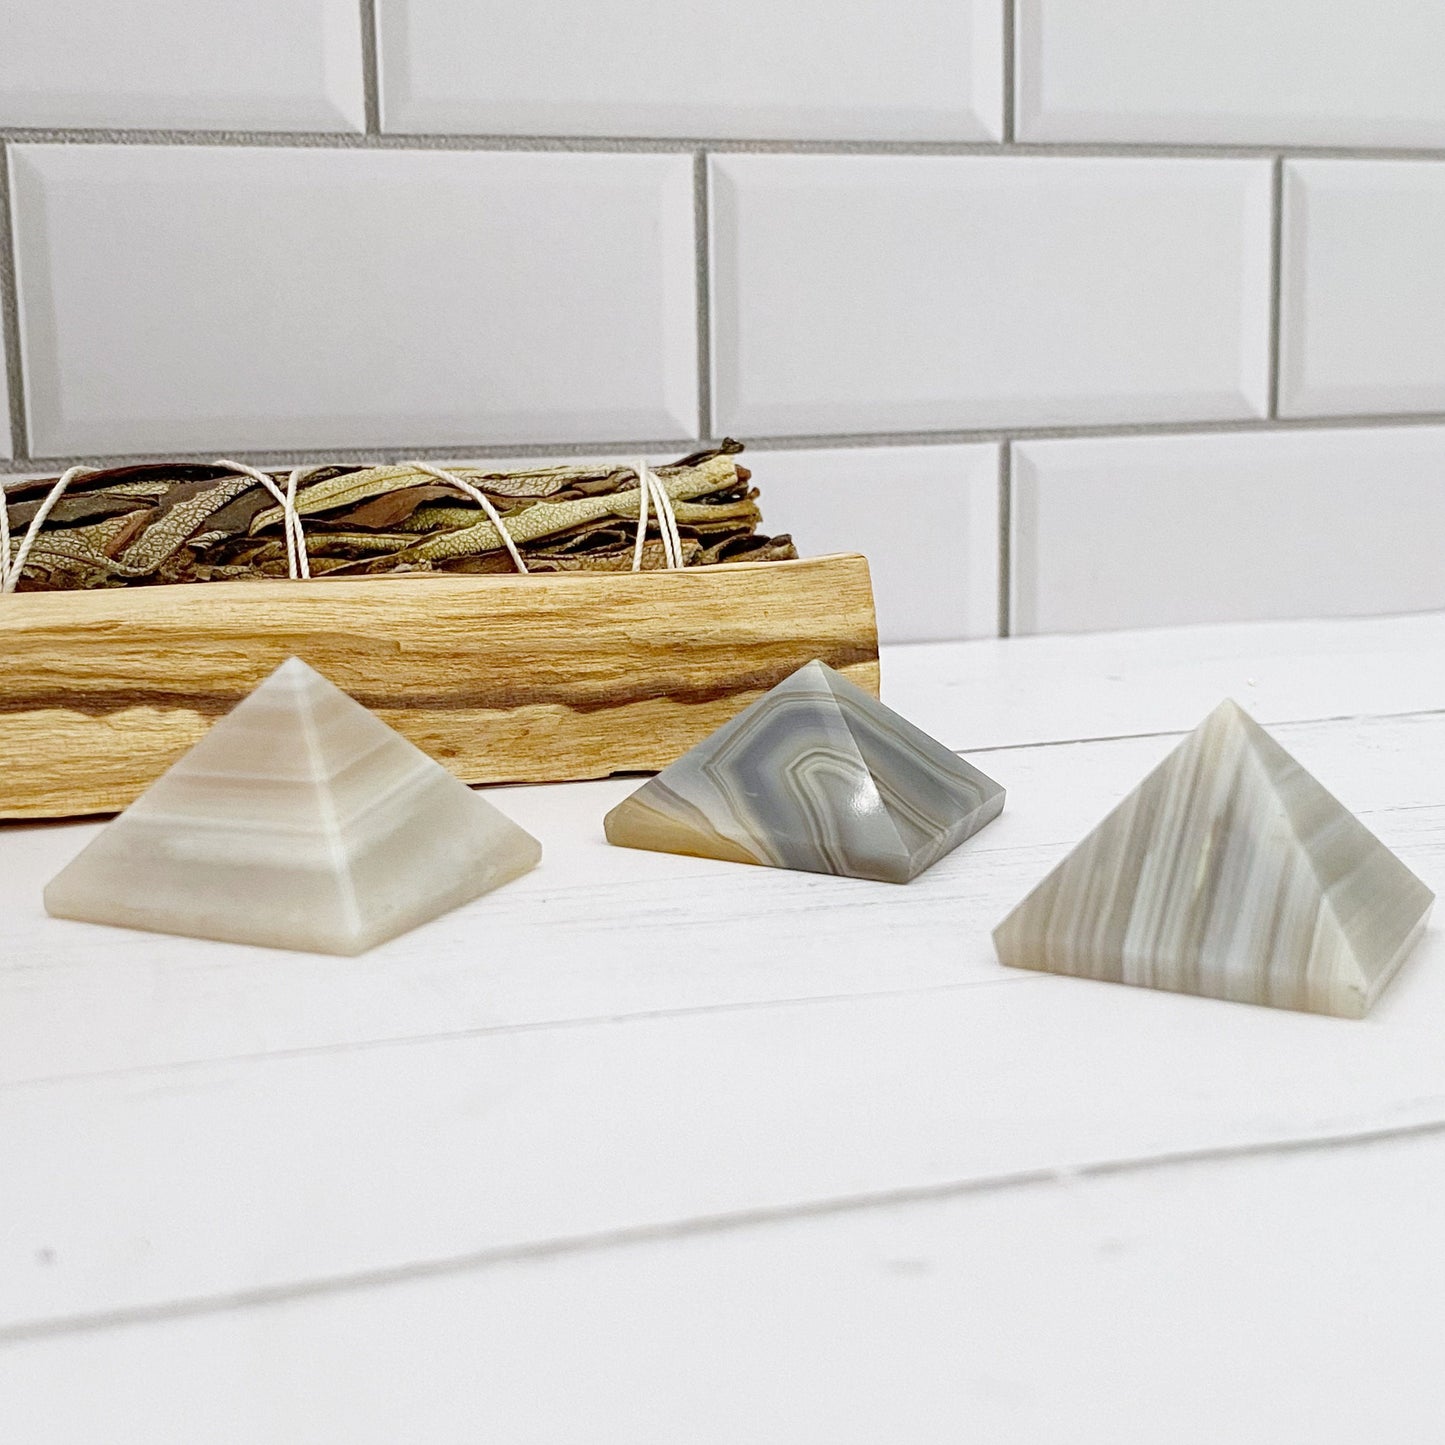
[0,975,1048,1093]
[5,827,1431,1091]
[2,790,1432,1091]
[6,1110,1444,1349]
[957,705,1445,757]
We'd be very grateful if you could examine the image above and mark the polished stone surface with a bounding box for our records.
[994,699,1434,1018]
[604,660,1004,883]
[45,658,541,955]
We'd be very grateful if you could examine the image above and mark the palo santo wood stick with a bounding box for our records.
[0,556,880,819]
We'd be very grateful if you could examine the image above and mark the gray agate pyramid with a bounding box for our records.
[995,700,1433,1018]
[604,660,1004,883]
[45,658,541,955]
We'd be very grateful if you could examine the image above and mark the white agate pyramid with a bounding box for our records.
[45,658,541,955]
[994,700,1433,1018]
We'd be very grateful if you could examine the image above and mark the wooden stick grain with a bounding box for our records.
[0,555,879,819]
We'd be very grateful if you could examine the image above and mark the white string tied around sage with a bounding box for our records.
[405,458,683,575]
[630,458,684,572]
[402,462,530,574]
[215,459,321,581]
[1,465,92,595]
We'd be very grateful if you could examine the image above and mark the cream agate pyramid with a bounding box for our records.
[605,660,1005,883]
[994,700,1433,1018]
[45,658,541,955]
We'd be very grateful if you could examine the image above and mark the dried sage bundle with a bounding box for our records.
[1,440,797,592]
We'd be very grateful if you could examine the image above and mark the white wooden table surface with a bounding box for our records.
[2,613,1444,1443]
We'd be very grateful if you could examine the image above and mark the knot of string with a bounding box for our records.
[1,466,92,595]
[402,461,529,574]
[631,458,683,572]
[215,460,319,580]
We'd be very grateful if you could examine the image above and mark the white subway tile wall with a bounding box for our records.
[0,0,366,132]
[378,0,1004,141]
[2,1,1443,636]
[1012,429,1445,634]
[1016,1,1445,147]
[11,146,697,455]
[1279,161,1445,418]
[749,446,1000,643]
[710,154,1271,436]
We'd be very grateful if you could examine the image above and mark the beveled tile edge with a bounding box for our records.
[707,152,1273,439]
[7,144,701,458]
[1277,158,1445,419]
[1013,0,1445,149]
[1007,424,1445,635]
[0,144,20,459]
[376,1,1006,143]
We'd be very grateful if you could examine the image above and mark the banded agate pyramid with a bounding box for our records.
[45,658,541,955]
[995,700,1433,1018]
[605,660,1004,883]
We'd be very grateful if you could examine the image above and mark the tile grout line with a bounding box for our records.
[1267,155,1284,418]
[693,151,713,442]
[5,126,1445,162]
[6,1112,1445,1347]
[0,145,29,462]
[1002,0,1017,144]
[358,0,382,135]
[997,442,1012,637]
[10,410,1445,475]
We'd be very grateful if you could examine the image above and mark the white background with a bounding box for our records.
[4,9,1445,1434]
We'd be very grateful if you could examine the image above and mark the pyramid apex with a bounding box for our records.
[788,658,835,684]
[263,655,333,689]
[1203,696,1253,727]
[1194,698,1277,752]
[245,655,331,702]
